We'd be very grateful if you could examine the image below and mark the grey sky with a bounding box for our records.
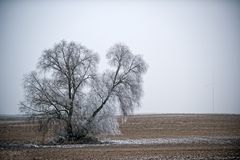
[0,0,240,114]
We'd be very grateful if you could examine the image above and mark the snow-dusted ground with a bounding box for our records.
[102,136,236,145]
[34,136,238,148]
[2,136,238,149]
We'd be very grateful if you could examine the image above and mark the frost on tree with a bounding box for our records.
[20,41,148,141]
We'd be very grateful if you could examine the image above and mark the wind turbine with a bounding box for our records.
[211,72,215,113]
[205,72,215,113]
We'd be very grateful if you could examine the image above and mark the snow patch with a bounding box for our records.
[102,136,236,145]
[3,136,237,149]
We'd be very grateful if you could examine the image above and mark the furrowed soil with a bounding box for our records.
[0,114,240,159]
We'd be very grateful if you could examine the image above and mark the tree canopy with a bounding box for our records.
[20,40,147,142]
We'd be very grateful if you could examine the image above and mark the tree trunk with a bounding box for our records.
[66,103,73,140]
[66,120,73,139]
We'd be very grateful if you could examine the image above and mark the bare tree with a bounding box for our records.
[20,41,147,142]
[87,43,147,122]
[20,40,98,139]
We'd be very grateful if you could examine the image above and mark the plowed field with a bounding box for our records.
[1,114,240,159]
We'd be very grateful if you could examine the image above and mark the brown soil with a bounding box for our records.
[1,114,240,159]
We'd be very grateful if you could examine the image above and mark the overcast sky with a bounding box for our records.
[0,0,240,114]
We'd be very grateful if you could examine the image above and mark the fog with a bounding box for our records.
[0,0,240,114]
